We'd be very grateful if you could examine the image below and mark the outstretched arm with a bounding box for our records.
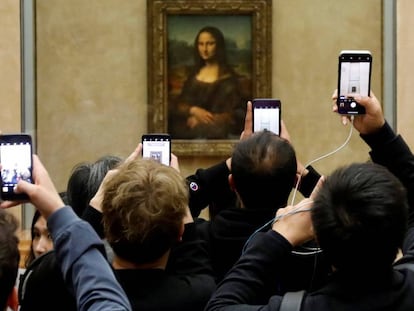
[333,91,414,220]
[0,155,131,311]
[333,90,414,256]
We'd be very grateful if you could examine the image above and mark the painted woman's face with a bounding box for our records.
[32,216,53,258]
[197,32,217,61]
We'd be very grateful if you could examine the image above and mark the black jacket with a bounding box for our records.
[18,251,77,311]
[115,223,216,311]
[187,161,329,287]
[205,122,414,310]
[82,208,216,311]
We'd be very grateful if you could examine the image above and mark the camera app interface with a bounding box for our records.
[0,141,32,195]
[253,104,280,135]
[339,61,370,96]
[142,137,170,166]
[338,54,371,113]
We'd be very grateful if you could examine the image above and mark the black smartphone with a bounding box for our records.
[142,134,171,166]
[337,50,372,115]
[252,99,281,135]
[0,134,33,200]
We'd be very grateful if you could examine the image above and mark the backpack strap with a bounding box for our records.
[279,290,306,311]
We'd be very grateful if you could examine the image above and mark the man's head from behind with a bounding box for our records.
[102,158,188,265]
[0,210,19,310]
[231,130,297,210]
[312,162,408,273]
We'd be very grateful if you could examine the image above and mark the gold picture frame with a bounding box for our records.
[147,0,272,156]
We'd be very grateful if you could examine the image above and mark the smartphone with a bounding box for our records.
[0,134,33,200]
[142,134,171,166]
[337,50,372,115]
[252,99,281,135]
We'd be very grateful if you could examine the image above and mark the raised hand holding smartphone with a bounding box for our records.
[337,50,372,115]
[141,134,171,166]
[252,99,281,135]
[0,134,33,200]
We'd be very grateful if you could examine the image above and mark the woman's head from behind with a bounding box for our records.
[66,155,122,216]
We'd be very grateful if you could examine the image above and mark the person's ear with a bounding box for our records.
[228,174,236,192]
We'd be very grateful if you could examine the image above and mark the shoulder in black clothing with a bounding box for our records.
[19,251,77,311]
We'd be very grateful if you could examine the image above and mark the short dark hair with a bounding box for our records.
[312,162,408,272]
[231,131,297,210]
[0,210,20,310]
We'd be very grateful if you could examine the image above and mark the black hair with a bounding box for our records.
[25,192,66,268]
[66,155,122,216]
[66,162,91,216]
[312,162,408,273]
[231,131,297,210]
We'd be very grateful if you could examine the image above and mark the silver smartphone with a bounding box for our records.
[337,50,372,115]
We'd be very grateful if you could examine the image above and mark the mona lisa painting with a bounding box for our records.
[147,0,272,156]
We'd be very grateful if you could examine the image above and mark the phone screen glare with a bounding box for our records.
[142,138,170,166]
[253,107,280,135]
